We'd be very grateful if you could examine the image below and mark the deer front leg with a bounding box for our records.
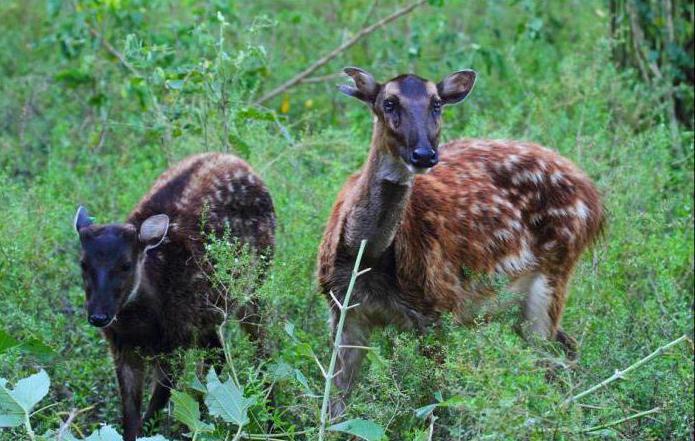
[115,352,146,441]
[143,360,173,423]
[329,312,373,419]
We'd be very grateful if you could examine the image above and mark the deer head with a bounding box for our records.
[339,67,476,172]
[73,206,169,328]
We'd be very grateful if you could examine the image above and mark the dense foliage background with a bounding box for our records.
[0,0,693,439]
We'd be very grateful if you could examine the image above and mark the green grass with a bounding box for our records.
[0,0,693,439]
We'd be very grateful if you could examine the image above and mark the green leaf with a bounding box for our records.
[414,403,438,419]
[165,79,184,90]
[227,133,251,159]
[414,392,464,419]
[328,419,386,441]
[11,370,50,412]
[0,329,19,354]
[83,425,124,441]
[20,337,57,362]
[293,369,319,398]
[171,390,214,433]
[0,379,24,427]
[55,69,93,88]
[204,368,255,427]
[187,373,207,394]
[236,107,276,123]
[137,437,170,441]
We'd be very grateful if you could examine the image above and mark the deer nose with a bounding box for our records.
[410,147,438,168]
[88,313,111,327]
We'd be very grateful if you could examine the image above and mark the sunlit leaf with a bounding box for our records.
[83,425,123,441]
[0,379,24,427]
[328,419,386,441]
[204,368,255,427]
[171,390,214,434]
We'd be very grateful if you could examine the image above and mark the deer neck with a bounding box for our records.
[343,119,415,258]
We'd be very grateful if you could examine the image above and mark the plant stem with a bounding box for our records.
[564,335,687,405]
[24,414,36,441]
[581,407,661,433]
[318,240,368,441]
[231,424,243,441]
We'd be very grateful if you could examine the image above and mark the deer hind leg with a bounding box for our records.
[515,271,577,359]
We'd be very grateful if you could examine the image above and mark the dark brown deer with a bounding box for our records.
[317,68,605,416]
[74,153,275,441]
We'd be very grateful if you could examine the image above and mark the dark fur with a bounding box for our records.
[76,153,275,440]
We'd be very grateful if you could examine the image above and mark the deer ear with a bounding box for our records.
[437,69,477,105]
[339,67,380,104]
[139,214,169,251]
[74,206,93,232]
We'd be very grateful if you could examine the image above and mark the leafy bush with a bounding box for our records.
[1,0,693,440]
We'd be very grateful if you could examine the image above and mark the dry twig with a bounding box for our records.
[563,335,688,406]
[254,0,426,105]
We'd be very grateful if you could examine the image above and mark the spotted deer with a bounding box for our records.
[317,68,605,416]
[74,153,275,441]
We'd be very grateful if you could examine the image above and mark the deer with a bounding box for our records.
[317,67,605,416]
[73,152,275,441]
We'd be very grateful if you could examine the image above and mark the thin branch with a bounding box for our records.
[299,73,345,84]
[56,409,79,441]
[581,407,661,433]
[254,1,426,104]
[88,27,141,77]
[564,335,688,405]
[318,240,369,441]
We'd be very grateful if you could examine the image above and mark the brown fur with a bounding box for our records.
[318,70,604,416]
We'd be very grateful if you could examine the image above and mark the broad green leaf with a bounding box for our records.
[414,392,464,419]
[11,370,50,412]
[171,390,214,433]
[270,361,293,380]
[83,425,123,441]
[0,378,24,427]
[0,329,19,354]
[20,337,57,362]
[204,369,255,427]
[414,403,438,419]
[328,419,386,441]
[188,373,207,394]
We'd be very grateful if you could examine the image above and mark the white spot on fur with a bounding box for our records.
[575,200,590,220]
[542,240,556,250]
[495,240,536,274]
[547,207,570,217]
[504,155,520,171]
[494,229,513,241]
[550,171,565,185]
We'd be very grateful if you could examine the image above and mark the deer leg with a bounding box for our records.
[329,312,373,419]
[521,271,577,359]
[115,352,146,441]
[143,360,173,423]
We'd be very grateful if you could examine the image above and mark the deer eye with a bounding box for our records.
[119,262,133,272]
[383,99,397,113]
